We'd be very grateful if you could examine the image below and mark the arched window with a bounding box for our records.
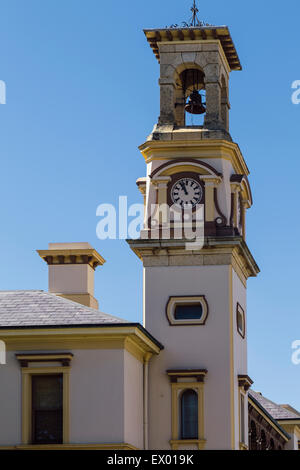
[261,430,267,450]
[177,67,206,126]
[181,389,198,440]
[250,421,257,450]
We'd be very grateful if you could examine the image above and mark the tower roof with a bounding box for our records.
[144,26,242,71]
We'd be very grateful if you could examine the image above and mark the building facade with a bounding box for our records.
[0,15,299,451]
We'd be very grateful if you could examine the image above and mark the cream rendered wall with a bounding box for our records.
[68,348,144,447]
[0,347,144,448]
[0,351,21,445]
[69,349,125,444]
[282,426,300,450]
[49,264,95,295]
[231,268,248,449]
[144,265,233,450]
[124,350,144,449]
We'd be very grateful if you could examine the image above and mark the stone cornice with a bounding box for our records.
[167,369,208,383]
[0,325,163,360]
[127,237,259,285]
[16,353,73,368]
[139,139,249,176]
[144,27,241,71]
[238,374,254,392]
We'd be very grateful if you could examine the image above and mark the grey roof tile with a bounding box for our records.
[0,290,129,328]
[250,390,300,420]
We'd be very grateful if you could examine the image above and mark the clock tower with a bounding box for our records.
[128,5,259,450]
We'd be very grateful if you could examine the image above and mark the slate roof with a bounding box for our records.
[0,290,129,328]
[250,391,300,421]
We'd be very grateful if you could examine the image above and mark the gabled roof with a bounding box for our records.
[0,290,129,328]
[250,391,300,421]
[248,391,291,441]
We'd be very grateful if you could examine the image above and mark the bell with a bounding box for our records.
[185,90,206,115]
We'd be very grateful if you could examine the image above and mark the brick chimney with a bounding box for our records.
[37,243,105,309]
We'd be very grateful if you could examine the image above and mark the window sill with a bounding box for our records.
[170,439,206,450]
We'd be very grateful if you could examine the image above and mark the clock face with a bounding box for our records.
[171,178,203,208]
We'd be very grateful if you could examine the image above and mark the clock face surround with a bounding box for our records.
[171,177,203,208]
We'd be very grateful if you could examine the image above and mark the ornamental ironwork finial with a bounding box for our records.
[190,0,201,27]
[167,1,211,29]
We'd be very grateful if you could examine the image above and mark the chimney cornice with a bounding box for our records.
[37,248,106,271]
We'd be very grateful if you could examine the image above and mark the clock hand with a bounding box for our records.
[180,181,188,195]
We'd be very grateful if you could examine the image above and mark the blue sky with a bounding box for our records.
[0,0,300,409]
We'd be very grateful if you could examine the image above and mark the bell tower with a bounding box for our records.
[128,3,259,451]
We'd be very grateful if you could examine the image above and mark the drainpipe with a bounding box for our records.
[143,353,152,450]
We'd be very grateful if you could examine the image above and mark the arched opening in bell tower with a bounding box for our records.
[175,66,206,127]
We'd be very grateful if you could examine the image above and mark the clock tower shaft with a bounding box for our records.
[128,16,259,451]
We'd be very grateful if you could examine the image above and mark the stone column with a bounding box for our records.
[204,80,222,129]
[203,62,222,129]
[136,178,147,223]
[152,177,171,227]
[158,78,176,125]
[221,77,230,132]
[221,97,230,132]
[241,199,250,240]
[202,177,222,222]
[230,183,239,229]
[174,87,185,127]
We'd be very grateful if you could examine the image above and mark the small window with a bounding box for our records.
[240,394,245,444]
[236,303,245,338]
[166,296,208,326]
[181,390,198,440]
[32,375,63,444]
[174,303,203,321]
